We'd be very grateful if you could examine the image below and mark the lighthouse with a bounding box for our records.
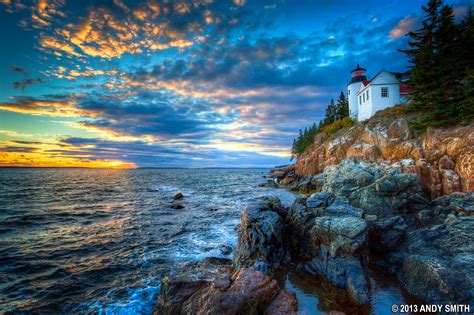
[347,64,367,119]
[347,64,408,121]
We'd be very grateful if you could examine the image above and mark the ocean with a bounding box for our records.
[0,168,295,313]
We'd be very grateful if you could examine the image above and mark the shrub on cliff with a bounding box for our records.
[322,117,356,135]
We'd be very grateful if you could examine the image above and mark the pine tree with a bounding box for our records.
[291,138,297,160]
[433,5,460,121]
[458,7,474,122]
[399,0,443,111]
[459,6,474,70]
[336,91,349,119]
[324,99,336,125]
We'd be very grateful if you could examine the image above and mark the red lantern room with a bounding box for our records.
[350,64,367,84]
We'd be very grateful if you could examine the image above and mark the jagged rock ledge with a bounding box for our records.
[267,115,473,198]
[155,158,473,314]
[154,198,299,315]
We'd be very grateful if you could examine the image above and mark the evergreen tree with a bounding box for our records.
[399,0,474,126]
[459,7,474,70]
[399,0,443,111]
[324,99,337,125]
[291,138,297,160]
[433,5,460,120]
[458,7,474,122]
[336,91,349,119]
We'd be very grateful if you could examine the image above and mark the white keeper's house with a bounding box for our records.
[347,64,409,121]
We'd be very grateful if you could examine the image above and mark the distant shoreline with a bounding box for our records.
[0,166,272,170]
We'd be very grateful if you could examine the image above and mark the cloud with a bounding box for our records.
[30,0,66,28]
[9,65,27,74]
[389,16,418,39]
[12,78,44,90]
[234,0,246,6]
[40,36,82,57]
[264,4,276,9]
[453,5,468,18]
[0,96,87,117]
[29,0,247,60]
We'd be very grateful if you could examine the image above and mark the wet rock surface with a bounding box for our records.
[285,191,370,305]
[389,215,474,306]
[171,204,184,209]
[174,192,184,200]
[233,198,288,274]
[264,290,298,315]
[155,198,298,315]
[155,263,285,315]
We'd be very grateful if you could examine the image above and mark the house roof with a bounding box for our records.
[400,83,410,94]
[357,70,400,95]
[353,69,410,96]
[362,79,372,86]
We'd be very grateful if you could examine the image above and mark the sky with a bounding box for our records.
[0,0,469,168]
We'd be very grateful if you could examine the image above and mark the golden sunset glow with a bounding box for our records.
[0,151,136,168]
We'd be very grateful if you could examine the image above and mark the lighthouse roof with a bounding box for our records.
[351,64,366,73]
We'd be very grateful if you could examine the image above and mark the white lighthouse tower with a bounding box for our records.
[347,64,367,119]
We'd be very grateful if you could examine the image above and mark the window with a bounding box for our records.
[359,95,362,105]
[366,90,369,101]
[363,93,365,102]
[381,87,388,98]
[348,90,350,95]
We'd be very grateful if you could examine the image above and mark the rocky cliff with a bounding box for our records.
[293,107,473,198]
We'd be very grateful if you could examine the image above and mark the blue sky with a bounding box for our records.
[0,0,469,168]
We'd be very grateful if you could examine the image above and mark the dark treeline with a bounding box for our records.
[400,0,474,128]
[291,92,350,160]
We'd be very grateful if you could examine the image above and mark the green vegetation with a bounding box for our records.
[321,117,356,135]
[400,0,474,129]
[291,92,352,160]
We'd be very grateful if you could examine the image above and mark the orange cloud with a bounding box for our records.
[0,98,94,117]
[66,122,157,143]
[31,0,212,59]
[389,16,418,39]
[40,36,82,57]
[30,0,66,28]
[233,0,246,6]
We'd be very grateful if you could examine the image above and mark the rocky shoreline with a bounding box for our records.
[154,157,473,314]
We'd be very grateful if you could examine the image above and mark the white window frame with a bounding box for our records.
[366,90,369,101]
[381,87,389,98]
